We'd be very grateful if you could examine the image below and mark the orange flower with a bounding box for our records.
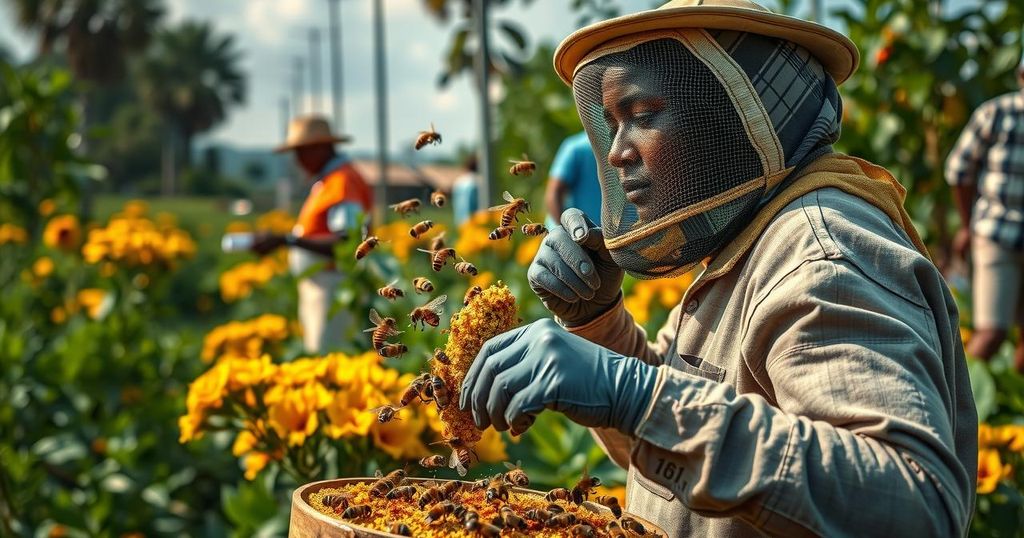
[267,385,323,446]
[32,256,55,278]
[243,452,272,480]
[38,198,56,217]
[43,215,81,251]
[473,428,508,463]
[0,223,28,245]
[977,448,1008,494]
[76,288,109,320]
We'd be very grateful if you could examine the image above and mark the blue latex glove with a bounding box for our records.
[528,208,624,327]
[459,319,658,436]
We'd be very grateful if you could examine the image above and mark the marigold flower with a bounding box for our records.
[256,209,296,234]
[0,223,28,245]
[243,451,272,480]
[76,288,109,320]
[218,257,285,302]
[977,448,1008,494]
[38,198,56,217]
[185,362,230,415]
[232,430,259,457]
[33,256,55,278]
[474,428,508,463]
[43,215,81,251]
[268,387,321,447]
[371,409,429,460]
[323,382,386,439]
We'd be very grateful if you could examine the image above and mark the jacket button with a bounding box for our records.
[685,299,699,314]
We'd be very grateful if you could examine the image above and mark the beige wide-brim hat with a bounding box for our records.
[554,0,860,86]
[274,115,352,153]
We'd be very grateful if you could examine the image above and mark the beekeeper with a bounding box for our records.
[459,1,977,535]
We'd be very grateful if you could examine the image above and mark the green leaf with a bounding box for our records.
[968,358,997,422]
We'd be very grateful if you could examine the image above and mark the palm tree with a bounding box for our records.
[136,20,246,195]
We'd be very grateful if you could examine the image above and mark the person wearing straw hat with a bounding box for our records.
[255,115,373,352]
[460,1,976,535]
[947,51,1024,373]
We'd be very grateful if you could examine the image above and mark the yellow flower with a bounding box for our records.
[323,383,385,439]
[0,223,28,245]
[371,410,429,460]
[178,412,204,443]
[256,210,296,234]
[232,430,259,457]
[185,362,230,415]
[623,293,650,325]
[267,387,320,447]
[959,326,972,347]
[470,271,495,289]
[218,258,282,302]
[977,448,1007,494]
[515,236,543,266]
[223,354,278,392]
[43,215,81,251]
[38,198,56,217]
[76,288,108,320]
[226,221,253,233]
[243,452,272,480]
[122,200,149,218]
[50,306,67,325]
[473,428,508,463]
[33,257,54,278]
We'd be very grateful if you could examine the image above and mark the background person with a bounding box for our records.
[946,54,1024,372]
[254,115,372,353]
[544,130,602,226]
[461,1,976,536]
[452,153,480,226]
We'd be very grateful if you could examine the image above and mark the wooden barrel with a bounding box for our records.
[289,477,667,537]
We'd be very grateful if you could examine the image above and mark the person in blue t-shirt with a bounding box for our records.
[452,154,480,226]
[544,130,602,226]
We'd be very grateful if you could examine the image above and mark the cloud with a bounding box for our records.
[243,0,312,46]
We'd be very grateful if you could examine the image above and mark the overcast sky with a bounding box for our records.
[0,0,981,158]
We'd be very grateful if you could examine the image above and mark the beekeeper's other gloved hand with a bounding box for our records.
[459,319,658,436]
[528,208,624,327]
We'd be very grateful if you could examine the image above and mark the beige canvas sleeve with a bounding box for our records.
[562,298,683,469]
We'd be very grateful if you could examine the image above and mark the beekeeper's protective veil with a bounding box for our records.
[570,30,842,278]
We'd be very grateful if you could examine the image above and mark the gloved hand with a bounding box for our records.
[528,208,624,327]
[459,319,658,436]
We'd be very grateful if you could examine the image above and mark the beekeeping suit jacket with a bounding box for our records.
[568,153,977,537]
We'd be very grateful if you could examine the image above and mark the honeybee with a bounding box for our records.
[430,375,451,410]
[606,520,628,538]
[363,309,402,351]
[409,220,435,239]
[415,122,442,150]
[385,485,417,501]
[431,190,447,207]
[440,480,463,496]
[419,454,447,469]
[369,469,404,496]
[355,235,382,260]
[400,373,433,406]
[321,493,349,513]
[377,343,408,359]
[592,495,623,518]
[502,460,529,487]
[508,154,537,176]
[454,258,478,276]
[547,512,578,529]
[432,437,477,477]
[368,404,402,423]
[390,198,421,217]
[521,222,548,236]
[485,474,509,504]
[388,522,412,537]
[545,487,572,502]
[413,277,434,294]
[417,247,456,272]
[424,500,458,524]
[569,523,598,537]
[418,485,445,509]
[463,285,482,306]
[428,348,450,365]
[492,505,527,530]
[409,294,447,330]
[462,509,480,525]
[377,280,404,300]
[341,504,372,519]
[488,226,514,241]
[571,467,601,504]
[524,508,553,525]
[546,502,565,514]
[620,516,649,536]
[489,190,530,226]
[465,520,501,537]
[429,231,446,251]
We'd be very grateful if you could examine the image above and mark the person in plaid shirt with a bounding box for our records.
[946,53,1024,372]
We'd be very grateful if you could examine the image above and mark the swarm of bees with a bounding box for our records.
[415,122,442,150]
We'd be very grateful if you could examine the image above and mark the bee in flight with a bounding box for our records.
[368,404,402,423]
[378,343,407,359]
[521,221,548,236]
[377,279,404,300]
[430,190,447,207]
[354,235,383,260]
[463,285,482,306]
[429,347,450,365]
[489,190,531,227]
[571,466,601,504]
[454,257,478,276]
[389,198,421,218]
[508,154,537,176]
[409,219,435,239]
[419,454,447,469]
[431,437,478,477]
[488,225,514,241]
[399,373,433,407]
[429,231,446,251]
[409,294,447,330]
[412,276,434,294]
[415,122,442,150]
[417,247,456,272]
[363,308,402,350]
[429,375,451,410]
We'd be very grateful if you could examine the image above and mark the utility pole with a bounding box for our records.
[278,96,293,211]
[809,0,822,22]
[473,0,494,209]
[292,56,305,117]
[309,28,324,114]
[327,0,345,130]
[372,0,389,224]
